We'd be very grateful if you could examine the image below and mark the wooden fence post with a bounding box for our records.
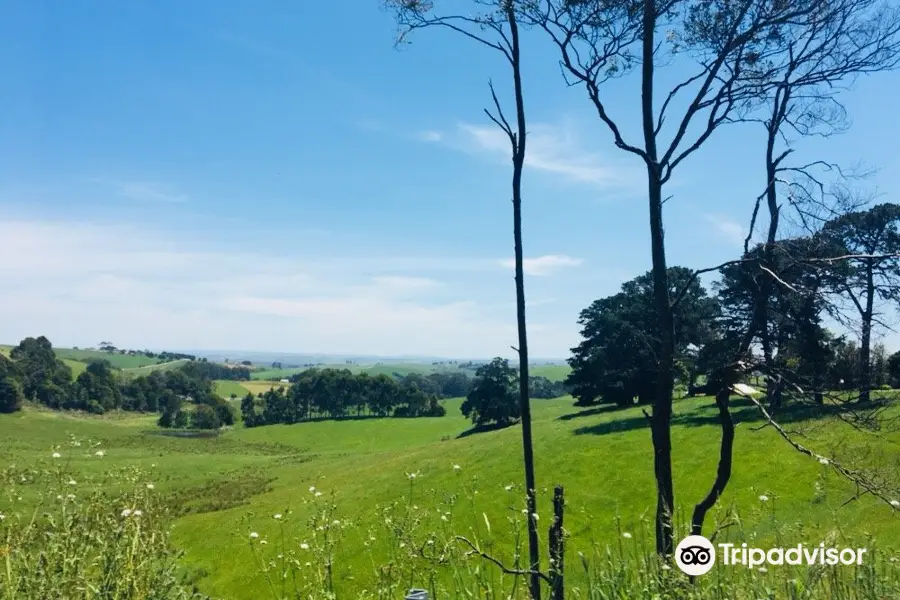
[548,485,565,600]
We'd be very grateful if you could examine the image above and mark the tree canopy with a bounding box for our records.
[566,267,720,406]
[461,358,520,427]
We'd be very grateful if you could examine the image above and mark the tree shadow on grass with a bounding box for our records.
[557,404,623,421]
[571,395,896,437]
[456,421,518,439]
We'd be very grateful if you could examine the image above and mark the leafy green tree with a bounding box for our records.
[528,376,567,399]
[888,350,900,388]
[461,358,519,427]
[72,360,122,413]
[0,355,24,413]
[190,404,221,430]
[10,336,72,406]
[717,237,833,406]
[367,373,398,417]
[240,392,259,427]
[173,409,189,428]
[820,203,900,402]
[157,390,182,428]
[566,267,720,406]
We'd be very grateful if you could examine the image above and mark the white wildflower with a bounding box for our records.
[146,483,154,490]
[661,564,671,571]
[309,486,316,493]
[300,542,310,550]
[274,514,283,520]
[94,450,105,457]
[532,513,540,521]
[67,479,77,486]
[332,519,340,526]
[52,452,61,459]
[622,532,633,539]
[0,513,5,521]
[400,542,406,548]
[818,457,829,465]
[407,472,418,480]
[121,509,133,518]
[441,515,448,522]
[504,484,513,491]
[759,495,769,502]
[314,491,322,497]
[250,532,259,539]
[453,464,461,471]
[134,510,143,517]
[758,566,768,573]
[66,494,75,500]
[890,500,900,508]
[260,540,268,545]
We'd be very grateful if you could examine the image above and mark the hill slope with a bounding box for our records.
[1,394,897,597]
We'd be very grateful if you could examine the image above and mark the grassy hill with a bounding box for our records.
[1,394,897,597]
[2,344,89,377]
[54,347,169,370]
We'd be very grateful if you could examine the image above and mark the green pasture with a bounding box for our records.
[1,393,898,598]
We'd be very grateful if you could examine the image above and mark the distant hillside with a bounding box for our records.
[2,343,191,376]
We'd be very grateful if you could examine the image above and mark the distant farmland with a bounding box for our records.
[249,361,567,381]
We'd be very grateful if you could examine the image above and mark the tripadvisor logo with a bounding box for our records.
[675,535,716,576]
[674,535,869,576]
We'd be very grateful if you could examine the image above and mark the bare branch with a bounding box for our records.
[736,389,900,513]
[455,536,552,584]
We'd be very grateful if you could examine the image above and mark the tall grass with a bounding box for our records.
[242,472,900,599]
[1,439,898,599]
[0,438,205,600]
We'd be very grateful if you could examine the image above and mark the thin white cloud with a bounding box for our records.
[0,219,577,357]
[499,254,584,276]
[415,130,444,142]
[451,121,635,187]
[704,214,748,247]
[89,178,189,204]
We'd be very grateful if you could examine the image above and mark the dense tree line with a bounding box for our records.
[242,368,446,427]
[390,370,567,400]
[180,360,251,381]
[565,207,900,409]
[0,336,234,430]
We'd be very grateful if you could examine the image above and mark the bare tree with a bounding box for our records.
[819,202,900,403]
[522,0,831,555]
[385,2,542,597]
[734,0,900,406]
[522,0,900,553]
[688,0,900,537]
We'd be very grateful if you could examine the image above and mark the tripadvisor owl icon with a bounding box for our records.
[675,535,716,576]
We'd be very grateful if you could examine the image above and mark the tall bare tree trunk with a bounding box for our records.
[504,4,541,597]
[859,260,875,403]
[692,111,783,537]
[639,0,676,556]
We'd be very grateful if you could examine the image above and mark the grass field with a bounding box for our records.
[214,380,254,398]
[53,347,170,369]
[2,393,898,598]
[121,359,190,375]
[530,363,571,381]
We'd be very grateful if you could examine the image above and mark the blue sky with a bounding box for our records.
[1,0,898,358]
